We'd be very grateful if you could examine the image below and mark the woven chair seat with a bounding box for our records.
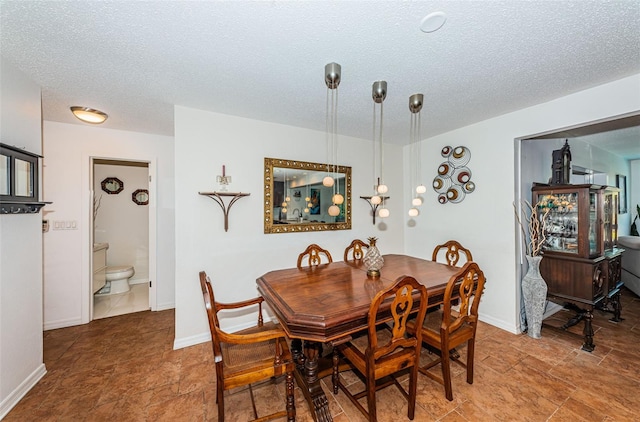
[222,322,284,372]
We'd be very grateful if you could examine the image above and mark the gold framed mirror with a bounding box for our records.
[264,157,351,234]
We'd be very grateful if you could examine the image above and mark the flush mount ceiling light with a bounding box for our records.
[70,106,108,124]
[420,11,447,33]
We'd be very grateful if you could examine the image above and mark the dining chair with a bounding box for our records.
[406,261,486,401]
[333,275,428,421]
[297,243,333,268]
[199,271,296,422]
[432,240,473,267]
[343,238,369,262]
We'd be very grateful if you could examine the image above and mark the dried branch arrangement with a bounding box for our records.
[514,200,550,256]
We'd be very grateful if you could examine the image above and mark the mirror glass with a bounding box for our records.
[264,157,351,234]
[132,189,149,205]
[14,158,33,197]
[101,177,124,194]
[0,154,9,195]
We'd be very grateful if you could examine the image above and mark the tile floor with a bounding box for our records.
[93,283,150,319]
[5,288,640,421]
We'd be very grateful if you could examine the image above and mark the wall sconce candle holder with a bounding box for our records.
[360,196,390,225]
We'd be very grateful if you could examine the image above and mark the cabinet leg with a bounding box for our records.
[291,341,332,422]
[581,310,595,352]
[610,292,623,322]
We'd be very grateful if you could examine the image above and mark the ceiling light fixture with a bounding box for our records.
[372,81,389,218]
[420,11,447,33]
[324,62,342,218]
[70,106,108,124]
[360,81,391,225]
[408,93,425,218]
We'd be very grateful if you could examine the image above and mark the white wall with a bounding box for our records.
[404,74,640,334]
[42,122,175,330]
[174,107,404,348]
[0,58,46,419]
[94,163,149,282]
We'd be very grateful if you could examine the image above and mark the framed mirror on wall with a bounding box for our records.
[264,157,351,234]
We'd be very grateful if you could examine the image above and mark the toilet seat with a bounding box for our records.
[105,265,135,294]
[106,265,135,280]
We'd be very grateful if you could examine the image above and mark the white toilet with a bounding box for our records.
[105,265,135,294]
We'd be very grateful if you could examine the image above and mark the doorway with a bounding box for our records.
[88,157,157,320]
[513,112,640,332]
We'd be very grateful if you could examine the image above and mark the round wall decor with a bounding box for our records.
[432,145,475,204]
[101,177,124,194]
[132,189,149,205]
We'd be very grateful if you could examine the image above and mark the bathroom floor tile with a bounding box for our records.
[5,287,640,421]
[93,282,149,319]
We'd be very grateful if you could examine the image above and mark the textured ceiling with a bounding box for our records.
[1,1,639,157]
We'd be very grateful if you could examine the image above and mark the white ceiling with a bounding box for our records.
[1,1,639,158]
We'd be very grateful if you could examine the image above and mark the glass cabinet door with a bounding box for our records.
[532,184,607,259]
[589,192,598,256]
[539,192,579,254]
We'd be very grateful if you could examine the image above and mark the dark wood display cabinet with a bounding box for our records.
[531,183,624,351]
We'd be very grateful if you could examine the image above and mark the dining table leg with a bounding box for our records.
[290,339,332,422]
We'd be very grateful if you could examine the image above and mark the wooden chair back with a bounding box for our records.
[343,239,368,262]
[333,275,428,421]
[441,261,485,338]
[366,275,428,364]
[297,243,333,268]
[409,261,486,401]
[432,240,473,267]
[198,271,296,421]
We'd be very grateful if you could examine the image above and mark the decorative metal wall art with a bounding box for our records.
[432,145,475,204]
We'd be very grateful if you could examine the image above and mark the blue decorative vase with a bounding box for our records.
[522,255,547,339]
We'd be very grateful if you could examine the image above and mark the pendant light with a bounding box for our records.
[323,62,340,189]
[372,80,389,218]
[408,93,424,217]
[324,62,342,217]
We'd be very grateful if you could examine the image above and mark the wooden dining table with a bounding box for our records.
[256,254,465,422]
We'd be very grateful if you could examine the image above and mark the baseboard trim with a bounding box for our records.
[155,302,175,311]
[0,363,47,420]
[44,317,83,331]
[479,313,519,334]
[173,332,211,350]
